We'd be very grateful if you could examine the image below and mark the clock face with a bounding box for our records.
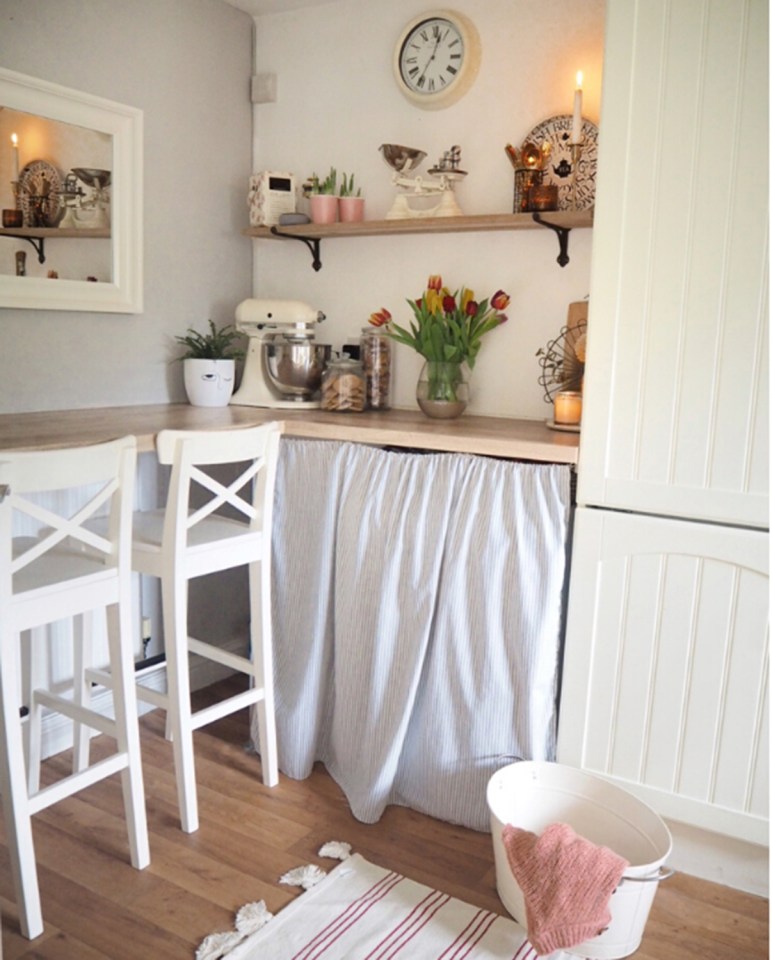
[394,11,480,109]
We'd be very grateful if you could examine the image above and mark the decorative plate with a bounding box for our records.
[17,159,63,227]
[523,115,599,211]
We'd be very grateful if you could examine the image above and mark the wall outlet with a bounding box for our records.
[251,73,277,104]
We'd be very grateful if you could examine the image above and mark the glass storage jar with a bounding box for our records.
[320,356,366,412]
[360,327,392,410]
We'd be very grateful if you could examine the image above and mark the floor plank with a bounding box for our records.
[0,679,767,958]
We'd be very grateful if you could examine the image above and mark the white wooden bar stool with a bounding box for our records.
[0,436,149,940]
[86,423,282,834]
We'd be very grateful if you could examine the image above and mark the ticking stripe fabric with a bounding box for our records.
[258,439,572,830]
[221,853,573,960]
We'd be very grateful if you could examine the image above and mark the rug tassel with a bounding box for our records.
[318,840,352,861]
[195,901,273,959]
[280,864,327,890]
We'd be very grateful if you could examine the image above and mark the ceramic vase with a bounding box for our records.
[416,360,470,419]
[183,358,235,407]
[309,194,338,225]
[338,196,365,223]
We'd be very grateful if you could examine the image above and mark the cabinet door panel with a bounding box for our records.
[579,0,768,528]
[559,507,769,844]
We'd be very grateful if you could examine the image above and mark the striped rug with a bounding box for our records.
[200,850,573,960]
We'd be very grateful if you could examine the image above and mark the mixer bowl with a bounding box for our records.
[264,339,331,399]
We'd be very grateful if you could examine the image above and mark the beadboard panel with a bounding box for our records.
[578,0,769,528]
[559,507,769,846]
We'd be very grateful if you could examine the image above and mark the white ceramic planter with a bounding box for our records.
[183,358,235,407]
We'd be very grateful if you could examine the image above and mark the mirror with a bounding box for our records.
[0,67,142,313]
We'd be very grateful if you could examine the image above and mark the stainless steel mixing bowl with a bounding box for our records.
[263,339,331,399]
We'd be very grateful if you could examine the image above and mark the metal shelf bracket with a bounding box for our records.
[269,226,322,271]
[532,213,571,267]
[3,234,46,263]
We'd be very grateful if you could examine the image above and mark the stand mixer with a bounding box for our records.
[230,299,331,408]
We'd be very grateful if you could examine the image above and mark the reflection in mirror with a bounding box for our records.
[0,109,112,282]
[0,68,142,313]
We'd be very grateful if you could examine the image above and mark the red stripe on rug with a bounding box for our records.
[451,910,500,959]
[365,889,451,960]
[435,908,495,959]
[291,871,404,960]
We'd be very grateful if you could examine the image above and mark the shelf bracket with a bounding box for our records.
[269,226,322,271]
[532,213,571,267]
[3,233,46,264]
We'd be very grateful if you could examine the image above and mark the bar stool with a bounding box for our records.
[85,423,282,834]
[0,436,149,940]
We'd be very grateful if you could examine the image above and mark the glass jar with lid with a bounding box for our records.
[360,327,392,410]
[320,356,366,412]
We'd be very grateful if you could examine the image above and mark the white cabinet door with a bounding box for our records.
[558,507,768,845]
[579,0,768,528]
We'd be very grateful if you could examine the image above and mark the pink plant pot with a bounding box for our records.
[309,194,338,225]
[339,196,365,223]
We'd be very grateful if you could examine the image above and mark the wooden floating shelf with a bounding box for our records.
[244,210,593,241]
[244,210,593,270]
[0,227,111,239]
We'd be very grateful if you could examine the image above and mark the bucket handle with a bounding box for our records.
[620,866,675,885]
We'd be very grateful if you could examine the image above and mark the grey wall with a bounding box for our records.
[0,0,254,413]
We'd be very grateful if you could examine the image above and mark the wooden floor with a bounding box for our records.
[0,680,767,959]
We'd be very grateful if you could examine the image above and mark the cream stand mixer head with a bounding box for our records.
[230,299,331,408]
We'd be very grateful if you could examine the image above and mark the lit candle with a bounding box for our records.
[554,390,582,425]
[571,71,583,144]
[10,133,18,182]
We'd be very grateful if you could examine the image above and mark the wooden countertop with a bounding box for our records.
[0,404,579,463]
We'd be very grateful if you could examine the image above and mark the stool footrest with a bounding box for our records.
[29,752,129,815]
[191,686,264,731]
[33,689,117,740]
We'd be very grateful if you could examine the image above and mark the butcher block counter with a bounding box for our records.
[0,404,579,463]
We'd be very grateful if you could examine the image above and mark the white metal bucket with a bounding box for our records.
[487,761,672,959]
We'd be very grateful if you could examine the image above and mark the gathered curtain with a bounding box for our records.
[256,438,572,830]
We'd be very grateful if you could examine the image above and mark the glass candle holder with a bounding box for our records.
[554,390,582,425]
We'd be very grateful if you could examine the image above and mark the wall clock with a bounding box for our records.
[393,10,481,110]
[524,115,599,211]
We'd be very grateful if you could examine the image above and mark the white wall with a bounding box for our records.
[251,0,606,418]
[0,0,255,414]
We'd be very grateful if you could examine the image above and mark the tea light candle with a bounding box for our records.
[554,390,583,425]
[10,133,18,182]
[571,72,583,144]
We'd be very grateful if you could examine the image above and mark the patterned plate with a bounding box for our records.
[18,159,63,227]
[523,115,599,211]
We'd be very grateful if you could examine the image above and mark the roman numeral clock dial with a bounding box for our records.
[394,10,481,109]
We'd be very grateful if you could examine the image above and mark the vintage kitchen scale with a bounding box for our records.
[230,298,331,409]
[379,143,466,219]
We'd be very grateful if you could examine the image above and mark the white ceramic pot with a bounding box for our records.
[183,358,235,407]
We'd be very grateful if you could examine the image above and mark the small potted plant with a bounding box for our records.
[338,172,364,223]
[175,318,244,407]
[308,167,338,224]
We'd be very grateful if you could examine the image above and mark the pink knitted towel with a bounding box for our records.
[502,822,629,956]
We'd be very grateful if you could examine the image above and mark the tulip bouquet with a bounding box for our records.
[369,275,510,410]
[369,274,510,369]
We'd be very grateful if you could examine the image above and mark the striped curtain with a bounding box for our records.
[258,438,572,831]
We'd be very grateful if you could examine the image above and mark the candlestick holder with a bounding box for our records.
[570,142,584,211]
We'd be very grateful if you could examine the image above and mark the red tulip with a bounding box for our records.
[443,294,457,313]
[369,308,392,327]
[497,313,509,324]
[427,274,443,291]
[491,290,510,311]
[465,300,479,317]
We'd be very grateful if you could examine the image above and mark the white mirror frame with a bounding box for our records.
[0,68,143,313]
